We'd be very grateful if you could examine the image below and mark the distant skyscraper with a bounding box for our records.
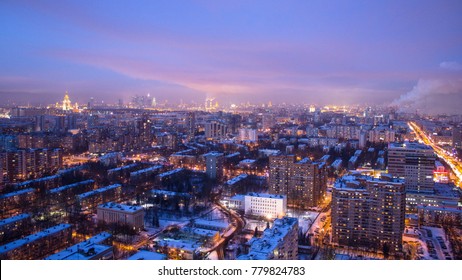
[387,142,435,193]
[62,92,72,111]
[332,174,405,255]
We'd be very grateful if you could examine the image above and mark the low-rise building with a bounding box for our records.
[45,232,113,260]
[0,213,32,244]
[77,184,122,212]
[238,217,298,260]
[97,202,145,231]
[228,193,287,219]
[0,224,72,260]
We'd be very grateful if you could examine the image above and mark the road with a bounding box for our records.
[201,196,245,259]
[409,121,462,187]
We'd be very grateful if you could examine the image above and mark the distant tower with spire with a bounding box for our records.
[62,92,72,111]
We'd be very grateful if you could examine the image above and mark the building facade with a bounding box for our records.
[204,152,224,180]
[387,142,435,193]
[97,202,145,231]
[332,174,406,255]
[269,154,327,208]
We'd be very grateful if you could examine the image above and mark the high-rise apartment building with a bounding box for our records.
[332,174,405,254]
[387,142,435,193]
[269,154,294,197]
[269,154,327,208]
[0,148,63,183]
[204,152,224,180]
[205,121,227,141]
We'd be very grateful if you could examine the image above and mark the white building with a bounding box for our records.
[97,202,145,231]
[229,193,287,219]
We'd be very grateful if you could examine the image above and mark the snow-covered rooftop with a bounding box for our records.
[49,180,94,194]
[226,174,248,185]
[45,232,112,260]
[127,250,167,260]
[77,184,121,200]
[0,188,34,199]
[0,213,30,227]
[0,224,71,255]
[158,168,184,178]
[98,202,143,213]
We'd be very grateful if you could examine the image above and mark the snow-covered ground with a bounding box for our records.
[403,226,454,260]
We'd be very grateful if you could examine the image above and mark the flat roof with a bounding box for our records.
[297,158,312,164]
[98,202,143,213]
[334,174,404,191]
[158,168,184,178]
[226,173,248,185]
[0,188,34,199]
[108,163,138,173]
[433,183,461,198]
[203,152,224,157]
[0,213,30,227]
[49,180,94,194]
[0,224,71,255]
[193,218,229,230]
[15,174,60,186]
[77,184,121,200]
[45,232,112,260]
[246,192,286,200]
[225,152,240,158]
[244,217,298,258]
[388,142,433,150]
[130,165,162,176]
[127,250,166,260]
[151,190,191,198]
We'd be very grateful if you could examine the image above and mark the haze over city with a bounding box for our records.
[1,0,462,113]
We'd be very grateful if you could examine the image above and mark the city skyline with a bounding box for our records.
[1,1,462,113]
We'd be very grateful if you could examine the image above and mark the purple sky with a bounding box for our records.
[1,0,461,112]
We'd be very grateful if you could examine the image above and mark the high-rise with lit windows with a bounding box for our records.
[332,174,405,255]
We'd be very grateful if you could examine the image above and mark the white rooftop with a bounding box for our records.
[77,184,121,200]
[0,188,34,199]
[49,180,94,194]
[127,250,167,260]
[241,217,298,259]
[45,232,112,260]
[0,213,30,227]
[0,224,71,255]
[226,174,248,185]
[98,202,143,213]
[158,168,184,178]
[246,192,286,200]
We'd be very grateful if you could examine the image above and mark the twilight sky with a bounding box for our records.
[1,0,462,112]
